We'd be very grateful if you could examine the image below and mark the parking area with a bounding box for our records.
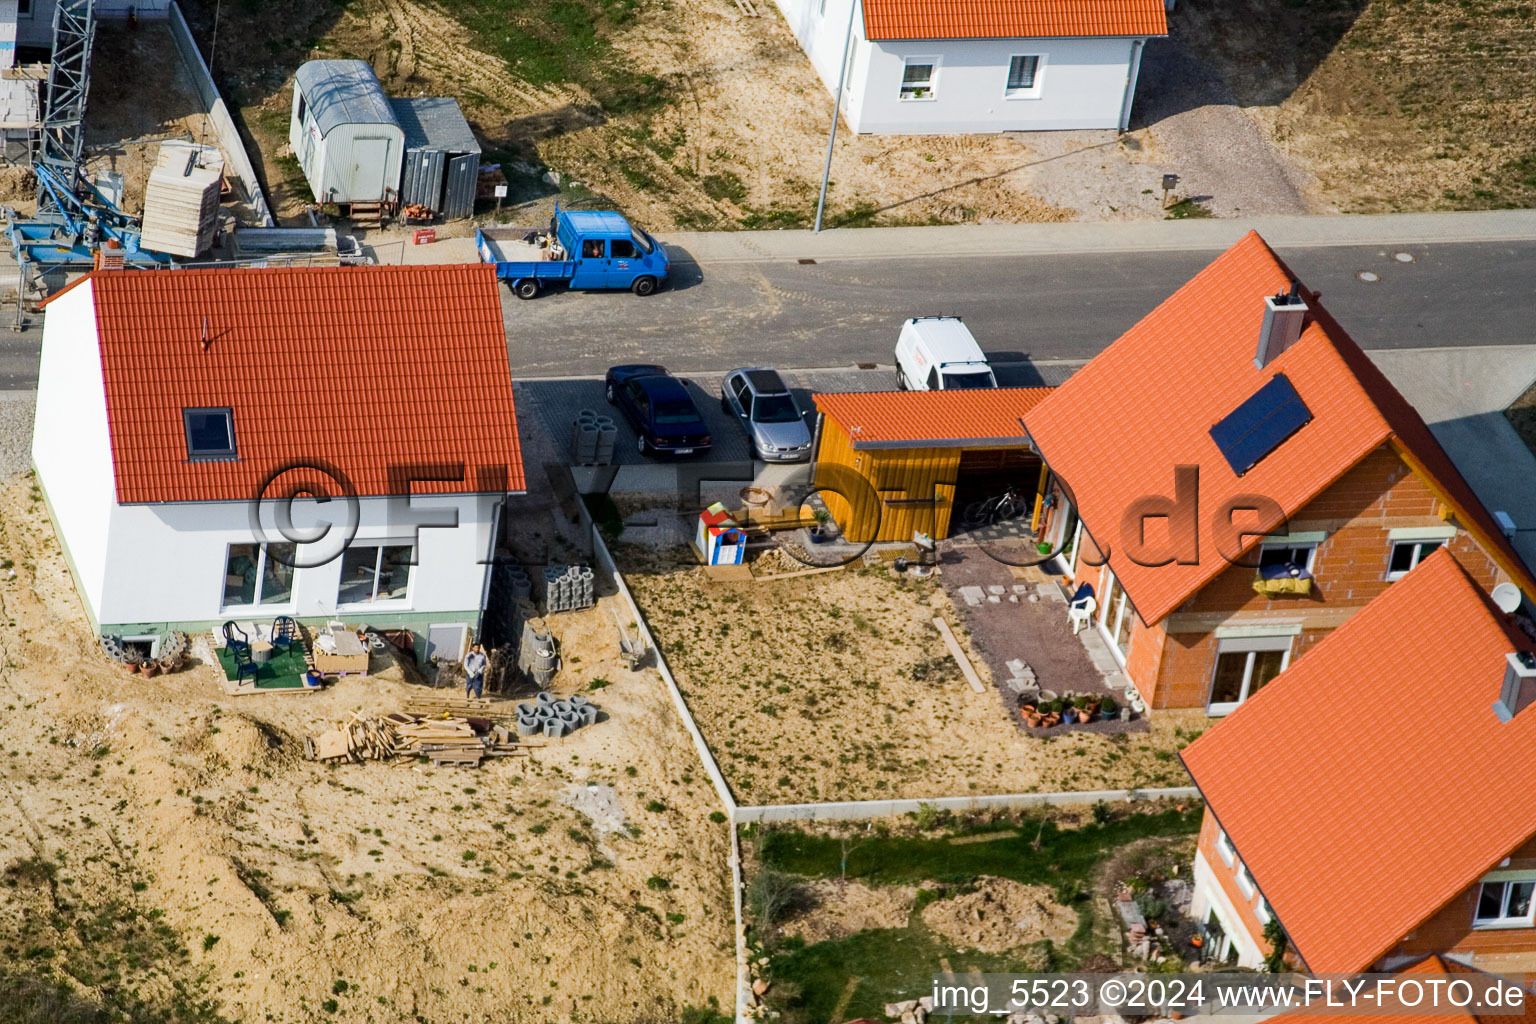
[516,363,1078,473]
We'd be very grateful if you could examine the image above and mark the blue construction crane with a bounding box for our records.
[4,0,169,275]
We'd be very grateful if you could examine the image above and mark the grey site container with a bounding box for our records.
[390,97,481,220]
[290,60,405,204]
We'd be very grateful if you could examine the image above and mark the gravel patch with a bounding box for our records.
[0,391,34,481]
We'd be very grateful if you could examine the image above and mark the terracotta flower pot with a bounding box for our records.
[121,660,141,675]
[158,656,178,674]
[1025,711,1043,728]
[1042,712,1062,727]
[139,660,160,677]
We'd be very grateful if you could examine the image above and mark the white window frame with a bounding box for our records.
[1097,567,1135,664]
[1207,635,1293,716]
[1256,897,1273,925]
[1385,527,1455,581]
[899,56,940,101]
[1003,54,1044,99]
[1215,829,1236,867]
[1258,541,1317,572]
[1474,874,1536,930]
[1237,861,1256,899]
[221,542,299,612]
[336,542,416,611]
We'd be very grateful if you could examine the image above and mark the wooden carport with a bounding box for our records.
[812,388,1055,543]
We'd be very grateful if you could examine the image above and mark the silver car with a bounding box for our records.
[720,367,813,462]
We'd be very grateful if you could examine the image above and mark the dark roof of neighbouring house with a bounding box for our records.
[389,97,480,154]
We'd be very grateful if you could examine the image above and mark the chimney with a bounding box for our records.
[1492,650,1536,722]
[1255,282,1307,369]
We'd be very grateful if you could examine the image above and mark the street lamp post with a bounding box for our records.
[813,0,859,233]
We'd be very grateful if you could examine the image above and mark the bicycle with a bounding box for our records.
[963,485,1028,527]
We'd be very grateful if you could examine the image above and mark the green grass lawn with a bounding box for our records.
[753,807,1202,1023]
[757,806,1201,889]
[213,645,311,689]
[768,922,1051,1023]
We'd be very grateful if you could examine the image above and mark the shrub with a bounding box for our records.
[746,866,806,928]
[708,811,727,824]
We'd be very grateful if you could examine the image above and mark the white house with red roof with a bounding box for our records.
[31,264,524,660]
[775,0,1168,134]
[1180,548,1536,973]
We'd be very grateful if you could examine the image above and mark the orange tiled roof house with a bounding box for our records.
[1181,549,1536,975]
[30,265,525,659]
[773,0,1167,135]
[1024,233,1536,716]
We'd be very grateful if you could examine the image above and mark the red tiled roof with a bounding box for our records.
[862,0,1167,40]
[1273,956,1536,1024]
[815,387,1054,448]
[1023,231,1536,626]
[86,265,523,504]
[1181,549,1536,975]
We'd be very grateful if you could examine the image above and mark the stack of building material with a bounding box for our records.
[569,410,618,465]
[140,141,224,258]
[517,617,559,686]
[543,564,595,612]
[514,691,599,739]
[305,708,522,768]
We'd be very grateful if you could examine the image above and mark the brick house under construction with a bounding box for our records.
[1023,231,1536,714]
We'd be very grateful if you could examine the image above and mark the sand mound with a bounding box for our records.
[781,879,915,945]
[920,878,1077,953]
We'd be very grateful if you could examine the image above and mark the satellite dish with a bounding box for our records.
[1492,582,1522,614]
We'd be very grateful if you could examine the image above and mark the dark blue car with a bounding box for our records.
[604,364,712,458]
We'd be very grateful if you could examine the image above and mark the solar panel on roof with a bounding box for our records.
[1209,373,1313,477]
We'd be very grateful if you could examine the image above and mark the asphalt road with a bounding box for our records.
[502,240,1536,378]
[0,237,1531,390]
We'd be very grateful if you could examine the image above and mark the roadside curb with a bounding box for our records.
[662,210,1536,264]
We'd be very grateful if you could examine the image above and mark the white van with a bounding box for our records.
[894,317,998,391]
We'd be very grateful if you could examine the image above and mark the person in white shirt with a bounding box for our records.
[462,643,487,699]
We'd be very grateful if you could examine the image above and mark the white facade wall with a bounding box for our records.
[851,35,1143,133]
[1189,848,1267,970]
[32,281,115,626]
[773,0,1148,135]
[33,280,499,634]
[98,493,497,629]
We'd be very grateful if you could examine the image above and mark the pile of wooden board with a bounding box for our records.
[306,708,523,768]
[140,141,224,257]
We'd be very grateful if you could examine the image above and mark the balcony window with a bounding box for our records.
[337,544,414,606]
[1475,879,1535,928]
[222,543,296,608]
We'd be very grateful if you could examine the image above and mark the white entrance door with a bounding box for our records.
[348,137,390,201]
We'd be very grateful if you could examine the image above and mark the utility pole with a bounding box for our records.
[813,0,858,233]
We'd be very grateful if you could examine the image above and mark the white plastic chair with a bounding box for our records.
[1068,595,1097,635]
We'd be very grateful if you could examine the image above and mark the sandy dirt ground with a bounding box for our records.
[1174,0,1536,212]
[196,0,1316,230]
[0,475,734,1022]
[779,878,916,945]
[621,548,1202,804]
[918,877,1077,954]
[83,25,238,219]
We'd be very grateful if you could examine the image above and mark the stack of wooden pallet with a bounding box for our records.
[140,141,224,257]
[403,693,510,719]
[306,708,523,768]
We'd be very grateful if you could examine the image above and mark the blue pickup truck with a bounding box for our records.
[475,207,669,299]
